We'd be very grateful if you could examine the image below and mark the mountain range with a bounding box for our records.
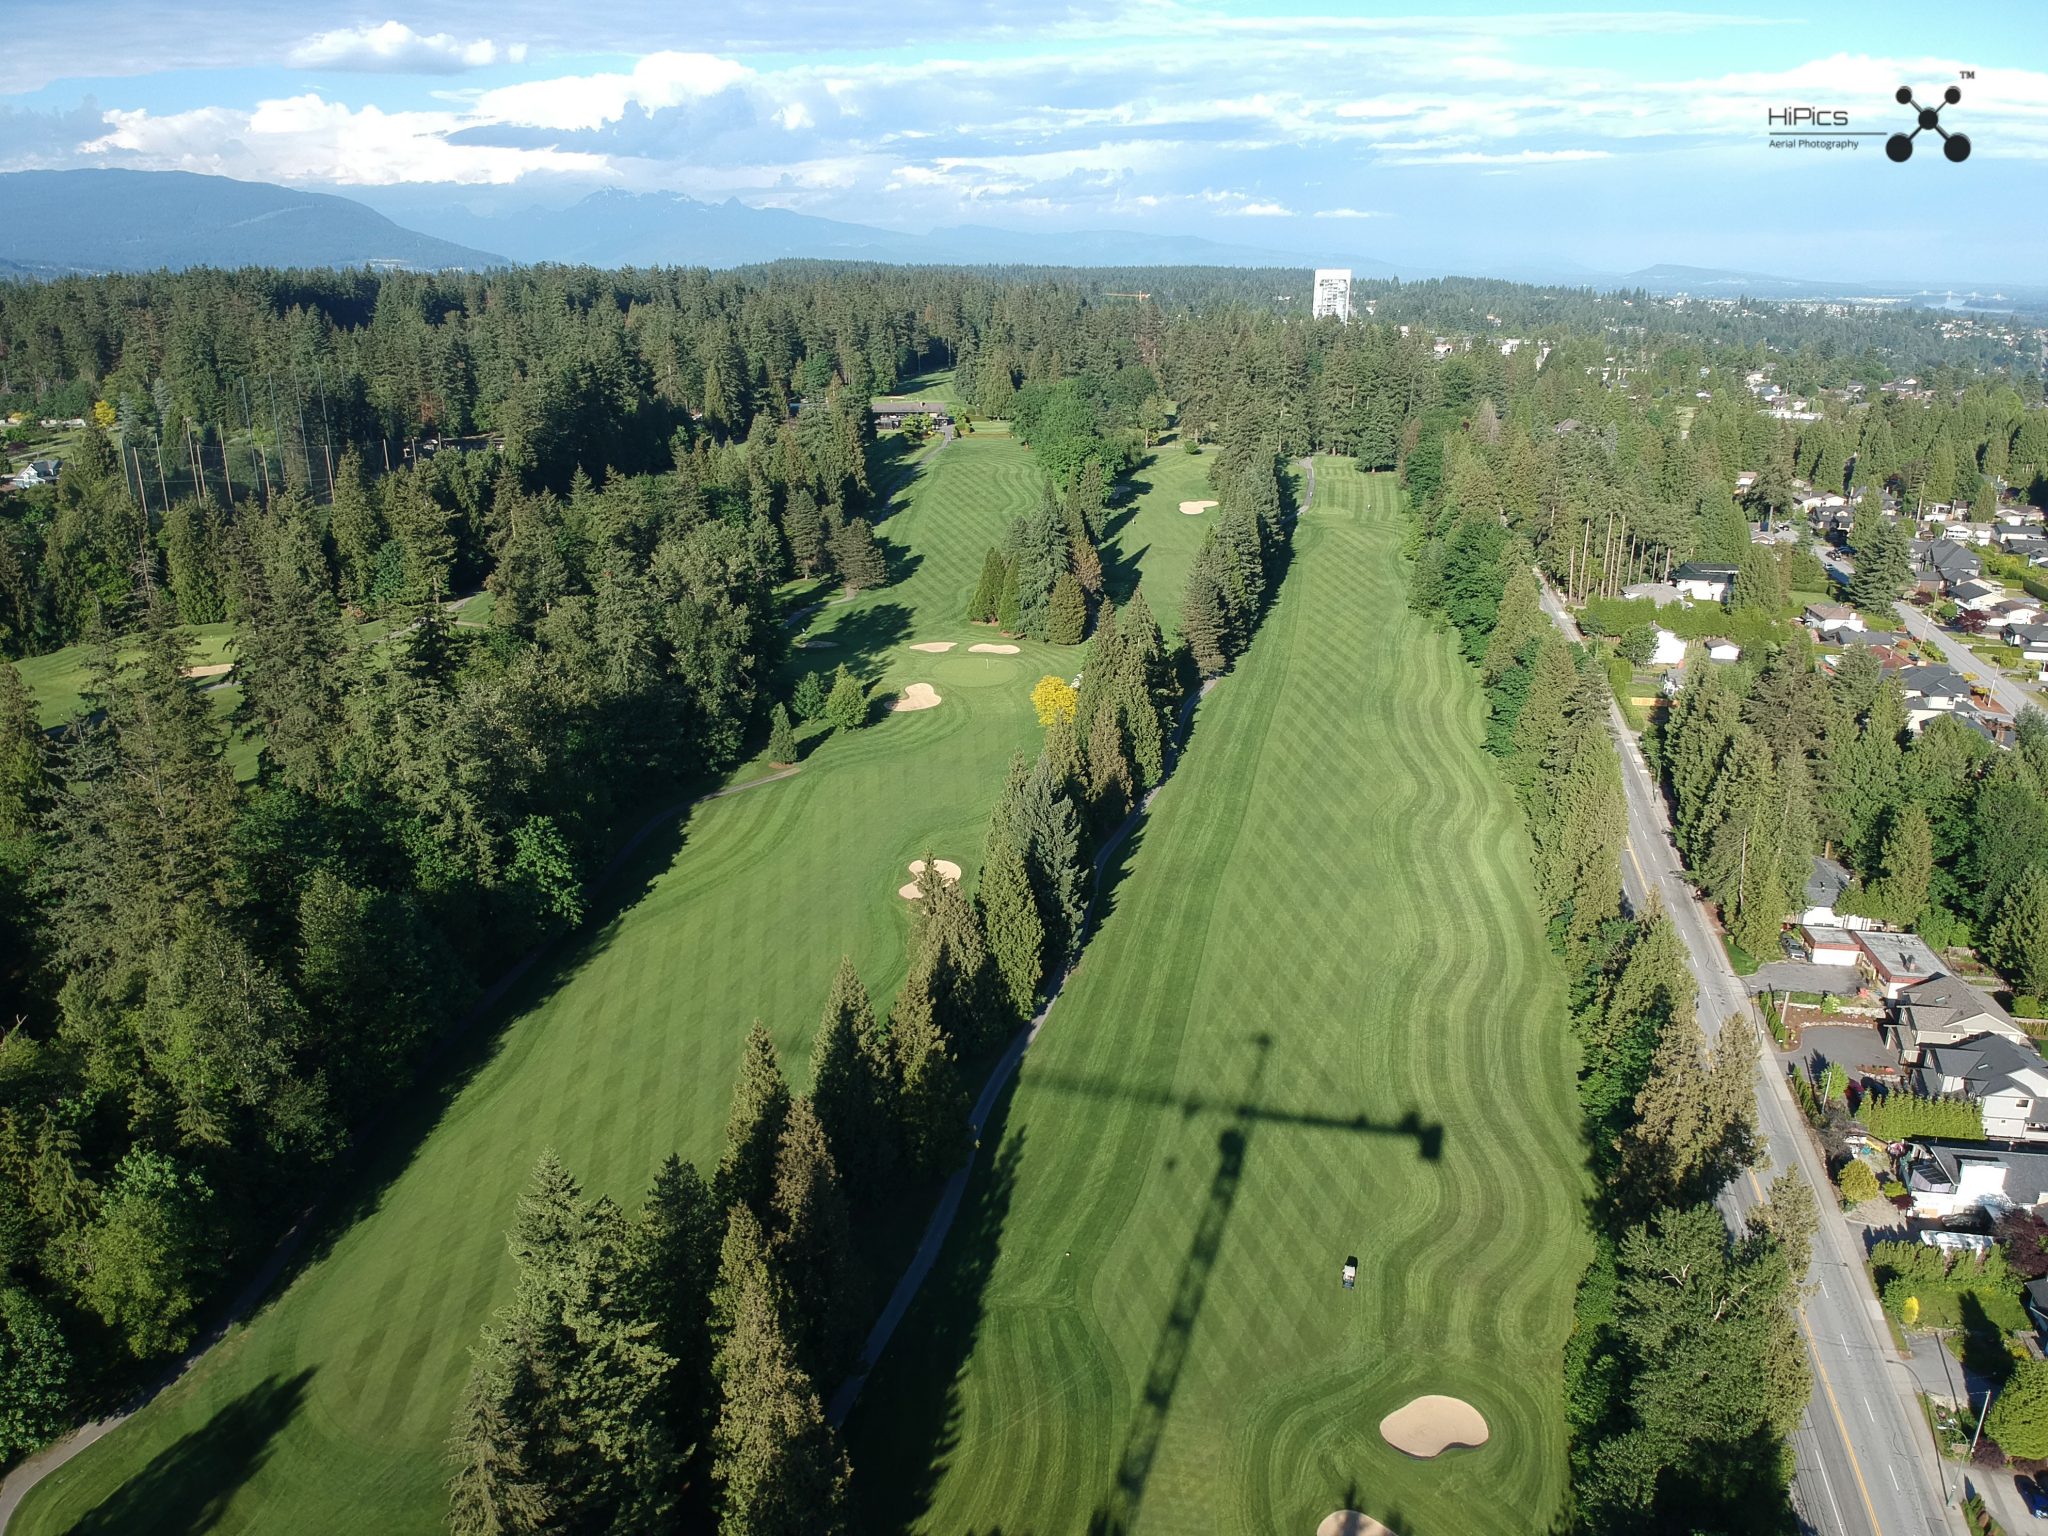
[1,170,2038,315]
[0,170,505,274]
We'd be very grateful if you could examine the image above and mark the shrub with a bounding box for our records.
[1988,1358,2048,1459]
[0,1287,72,1459]
[2017,995,2047,1021]
[823,664,868,732]
[1836,1159,1881,1205]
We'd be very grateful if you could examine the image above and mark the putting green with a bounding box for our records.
[844,460,1588,1535]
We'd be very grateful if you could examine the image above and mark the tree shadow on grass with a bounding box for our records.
[782,599,915,694]
[68,1371,315,1536]
[844,1097,1025,1535]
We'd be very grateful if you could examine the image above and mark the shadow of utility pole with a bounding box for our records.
[1070,1034,1444,1536]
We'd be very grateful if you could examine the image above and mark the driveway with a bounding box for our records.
[1783,1022,1895,1080]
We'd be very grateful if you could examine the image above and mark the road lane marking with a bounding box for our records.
[1751,1169,1887,1535]
[1864,1395,1875,1424]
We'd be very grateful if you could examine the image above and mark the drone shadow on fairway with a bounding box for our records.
[66,1371,315,1536]
[1081,1036,1443,1536]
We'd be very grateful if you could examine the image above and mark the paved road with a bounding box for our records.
[1892,602,2041,722]
[1541,578,1960,1536]
[1816,541,2042,723]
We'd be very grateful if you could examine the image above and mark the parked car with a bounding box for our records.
[1341,1256,1357,1290]
[1781,930,1808,961]
[2022,1473,2048,1519]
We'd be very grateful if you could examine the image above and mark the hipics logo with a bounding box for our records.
[1767,107,1850,128]
[1886,84,1972,163]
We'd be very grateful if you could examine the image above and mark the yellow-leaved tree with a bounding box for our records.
[1031,675,1077,729]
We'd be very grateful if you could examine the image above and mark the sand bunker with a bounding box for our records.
[898,858,963,899]
[1180,499,1218,515]
[890,682,943,712]
[908,641,958,653]
[182,663,234,679]
[968,643,1020,654]
[1379,1396,1490,1459]
[1317,1515,1394,1536]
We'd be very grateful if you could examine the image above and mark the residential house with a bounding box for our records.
[1622,582,1683,607]
[1901,1139,2048,1220]
[1895,664,1973,730]
[1798,856,1879,932]
[1648,627,1686,667]
[1803,602,1865,636]
[14,458,59,487]
[1950,579,2005,615]
[1799,925,1864,966]
[1988,598,2044,631]
[1702,637,1741,663]
[2002,535,2048,567]
[1671,562,1737,602]
[1910,1034,2048,1143]
[1921,541,1983,590]
[1889,974,2028,1056]
[1856,930,1944,999]
[2011,624,2048,670]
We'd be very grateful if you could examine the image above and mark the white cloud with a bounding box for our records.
[776,101,814,131]
[473,52,751,132]
[1231,200,1293,216]
[1313,206,1382,218]
[288,22,526,74]
[81,94,609,185]
[1377,147,1613,167]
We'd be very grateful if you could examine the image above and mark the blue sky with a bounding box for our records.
[2,1,2043,283]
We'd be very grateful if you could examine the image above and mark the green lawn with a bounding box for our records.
[1099,443,1231,636]
[845,460,1590,1535]
[10,434,1101,1535]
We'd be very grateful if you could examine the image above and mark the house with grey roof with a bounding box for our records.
[1671,562,1737,602]
[1894,663,1973,731]
[1795,854,1878,932]
[1902,1138,2048,1219]
[1919,540,1983,590]
[1911,1034,2048,1143]
[1888,974,2027,1056]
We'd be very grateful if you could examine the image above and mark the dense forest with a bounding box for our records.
[0,257,1308,1527]
[1,255,2044,1525]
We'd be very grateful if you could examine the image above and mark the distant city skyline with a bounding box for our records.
[1,1,2044,285]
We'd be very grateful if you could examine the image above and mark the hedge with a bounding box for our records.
[1860,1091,1985,1142]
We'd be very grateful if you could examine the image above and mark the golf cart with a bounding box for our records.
[1342,1256,1358,1289]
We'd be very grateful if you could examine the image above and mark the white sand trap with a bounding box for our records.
[183,663,234,679]
[1180,499,1218,516]
[1317,1515,1394,1536]
[968,643,1020,654]
[898,858,962,899]
[908,641,957,653]
[890,682,943,711]
[1379,1396,1490,1459]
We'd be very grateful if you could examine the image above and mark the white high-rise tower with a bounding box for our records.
[1311,268,1352,321]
